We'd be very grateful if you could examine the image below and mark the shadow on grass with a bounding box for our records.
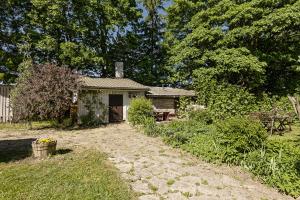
[0,139,73,163]
[56,148,73,155]
[0,138,36,163]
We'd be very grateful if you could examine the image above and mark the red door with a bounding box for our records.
[109,94,123,122]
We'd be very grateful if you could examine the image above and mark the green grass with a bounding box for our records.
[0,121,54,130]
[269,123,300,145]
[0,150,136,200]
[166,179,175,186]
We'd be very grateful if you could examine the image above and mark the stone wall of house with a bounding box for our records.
[78,89,145,123]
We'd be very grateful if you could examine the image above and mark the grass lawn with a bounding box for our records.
[0,150,136,200]
[269,123,300,146]
[0,121,55,130]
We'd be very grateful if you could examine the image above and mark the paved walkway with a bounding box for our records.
[0,123,292,200]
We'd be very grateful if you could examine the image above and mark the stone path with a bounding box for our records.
[0,123,293,200]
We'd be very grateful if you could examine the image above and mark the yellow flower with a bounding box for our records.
[37,138,55,143]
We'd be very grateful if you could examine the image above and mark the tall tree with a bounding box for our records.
[0,0,31,82]
[1,0,142,79]
[25,0,141,75]
[110,0,168,85]
[165,0,300,94]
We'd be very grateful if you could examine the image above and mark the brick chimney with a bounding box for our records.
[115,62,124,78]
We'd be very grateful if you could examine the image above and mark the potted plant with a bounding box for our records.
[32,138,57,158]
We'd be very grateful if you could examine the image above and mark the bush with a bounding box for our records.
[142,117,161,137]
[188,110,213,125]
[214,116,267,162]
[244,140,300,197]
[11,64,79,122]
[183,116,267,164]
[183,132,224,163]
[128,97,153,126]
[51,118,74,128]
[80,114,103,127]
[161,120,210,147]
[177,96,194,118]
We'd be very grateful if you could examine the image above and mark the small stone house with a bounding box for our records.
[78,76,149,123]
[77,63,196,123]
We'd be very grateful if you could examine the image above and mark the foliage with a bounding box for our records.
[176,96,194,118]
[11,64,79,122]
[244,140,300,197]
[183,132,224,163]
[79,90,107,127]
[0,151,136,199]
[214,116,268,163]
[197,82,257,119]
[0,0,30,83]
[255,94,295,113]
[181,117,267,164]
[166,0,300,96]
[61,118,74,128]
[161,120,211,147]
[15,0,140,76]
[157,116,299,197]
[141,116,161,137]
[0,0,169,86]
[128,97,154,126]
[188,110,213,125]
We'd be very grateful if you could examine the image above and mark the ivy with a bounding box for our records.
[79,90,108,126]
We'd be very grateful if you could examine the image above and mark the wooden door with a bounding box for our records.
[109,94,123,122]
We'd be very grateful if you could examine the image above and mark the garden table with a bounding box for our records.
[249,112,292,134]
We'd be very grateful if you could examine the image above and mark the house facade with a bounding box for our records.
[78,76,149,123]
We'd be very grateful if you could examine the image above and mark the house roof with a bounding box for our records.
[80,76,149,90]
[147,87,196,97]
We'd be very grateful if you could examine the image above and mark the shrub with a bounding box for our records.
[128,97,153,126]
[11,64,79,122]
[161,120,210,147]
[188,110,213,125]
[80,114,103,127]
[214,116,267,163]
[244,140,300,197]
[142,117,161,137]
[177,96,194,118]
[51,117,74,128]
[183,132,224,163]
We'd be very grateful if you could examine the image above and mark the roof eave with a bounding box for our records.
[146,94,196,98]
[81,86,150,91]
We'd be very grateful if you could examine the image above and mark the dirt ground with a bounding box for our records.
[0,123,294,200]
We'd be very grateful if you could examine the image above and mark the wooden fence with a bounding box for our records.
[0,85,13,122]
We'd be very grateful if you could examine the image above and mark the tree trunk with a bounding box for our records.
[288,95,300,121]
